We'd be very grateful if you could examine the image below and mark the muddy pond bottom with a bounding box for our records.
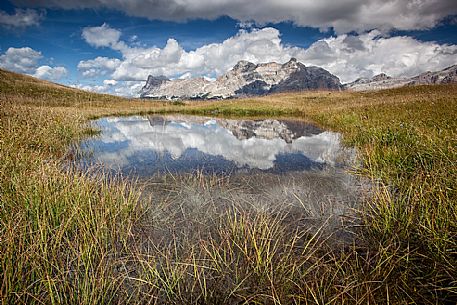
[77,115,354,177]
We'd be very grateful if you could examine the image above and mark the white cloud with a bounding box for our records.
[33,65,67,80]
[112,81,144,97]
[0,47,42,73]
[0,47,67,81]
[88,116,344,170]
[78,24,457,94]
[80,26,294,83]
[103,79,117,86]
[81,23,127,50]
[72,83,107,94]
[0,8,43,28]
[77,56,122,77]
[72,80,143,97]
[11,0,457,33]
[296,31,457,82]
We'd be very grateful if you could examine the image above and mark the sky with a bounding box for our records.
[1,0,457,97]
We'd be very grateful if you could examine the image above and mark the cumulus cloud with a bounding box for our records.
[103,79,117,86]
[112,81,144,97]
[81,23,127,50]
[297,31,457,82]
[0,47,42,73]
[80,25,294,82]
[87,116,344,171]
[0,47,67,81]
[33,65,67,80]
[11,0,457,33]
[77,56,122,77]
[72,80,143,97]
[0,8,43,28]
[78,24,457,93]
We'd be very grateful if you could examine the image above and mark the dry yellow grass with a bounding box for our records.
[1,68,456,304]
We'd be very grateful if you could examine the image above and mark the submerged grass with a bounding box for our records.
[1,68,456,303]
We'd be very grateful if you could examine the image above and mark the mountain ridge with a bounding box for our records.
[140,58,342,99]
[141,60,457,99]
[344,64,457,91]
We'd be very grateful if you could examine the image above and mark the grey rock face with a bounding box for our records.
[408,65,457,85]
[344,74,408,91]
[142,75,169,92]
[140,58,342,99]
[270,65,342,93]
[371,73,391,82]
[217,118,324,143]
[147,115,324,144]
[344,65,457,91]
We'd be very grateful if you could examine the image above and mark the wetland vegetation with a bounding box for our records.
[1,68,456,304]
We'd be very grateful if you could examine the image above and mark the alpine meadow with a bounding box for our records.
[1,0,457,304]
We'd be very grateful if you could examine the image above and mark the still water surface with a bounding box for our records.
[78,115,352,176]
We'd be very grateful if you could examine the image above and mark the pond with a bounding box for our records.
[76,115,365,244]
[77,115,354,177]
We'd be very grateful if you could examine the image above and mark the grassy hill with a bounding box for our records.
[1,69,456,304]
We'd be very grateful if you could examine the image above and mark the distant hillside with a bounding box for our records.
[344,64,457,91]
[0,68,127,106]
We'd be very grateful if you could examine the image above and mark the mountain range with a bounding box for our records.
[140,59,457,99]
[140,58,341,99]
[344,65,457,91]
[148,115,324,144]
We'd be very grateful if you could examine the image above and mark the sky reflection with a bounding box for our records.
[79,115,350,175]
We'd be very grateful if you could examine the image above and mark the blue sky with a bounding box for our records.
[1,0,456,96]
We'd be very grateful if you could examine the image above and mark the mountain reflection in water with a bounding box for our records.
[78,115,351,176]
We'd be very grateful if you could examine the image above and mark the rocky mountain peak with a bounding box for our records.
[232,60,256,72]
[142,75,169,91]
[409,64,457,85]
[344,64,457,91]
[140,58,342,99]
[371,73,391,81]
[282,57,302,69]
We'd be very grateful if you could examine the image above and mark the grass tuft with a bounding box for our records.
[1,69,456,303]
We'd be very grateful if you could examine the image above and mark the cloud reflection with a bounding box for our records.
[82,115,347,173]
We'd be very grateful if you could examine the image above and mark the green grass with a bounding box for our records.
[1,68,456,304]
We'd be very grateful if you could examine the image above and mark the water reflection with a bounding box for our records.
[79,115,350,176]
